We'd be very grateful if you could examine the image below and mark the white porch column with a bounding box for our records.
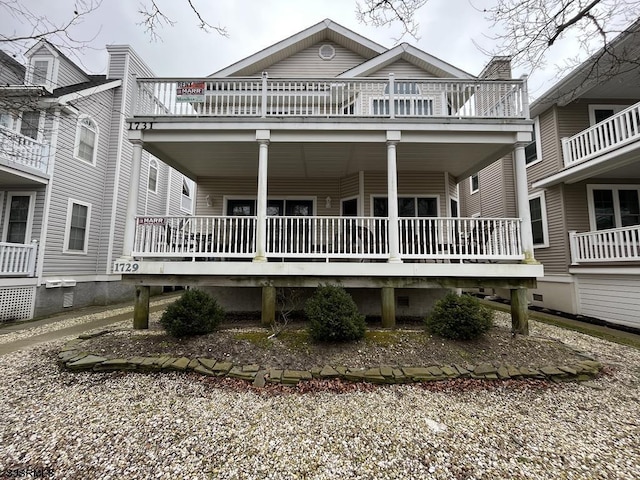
[120,140,144,259]
[254,130,270,262]
[387,131,402,263]
[514,144,537,264]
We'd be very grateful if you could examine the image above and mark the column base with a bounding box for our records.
[387,257,403,264]
[252,256,267,263]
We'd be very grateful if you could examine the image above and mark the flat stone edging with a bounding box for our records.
[57,331,604,386]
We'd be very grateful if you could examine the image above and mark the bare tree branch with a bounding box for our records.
[356,0,429,40]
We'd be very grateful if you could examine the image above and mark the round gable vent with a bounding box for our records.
[318,44,336,60]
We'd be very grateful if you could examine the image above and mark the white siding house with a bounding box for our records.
[0,40,187,320]
[115,19,542,329]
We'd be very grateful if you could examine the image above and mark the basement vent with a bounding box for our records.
[63,292,74,308]
[532,293,544,302]
[397,296,410,308]
[478,287,485,293]
[0,286,35,321]
[318,44,335,60]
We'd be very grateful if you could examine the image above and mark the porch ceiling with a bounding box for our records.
[144,141,513,180]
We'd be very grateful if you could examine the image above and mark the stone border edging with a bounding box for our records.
[57,331,603,386]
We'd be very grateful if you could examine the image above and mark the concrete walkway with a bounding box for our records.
[0,296,177,356]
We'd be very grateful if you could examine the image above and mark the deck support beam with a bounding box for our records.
[510,287,529,335]
[261,285,276,326]
[133,285,150,329]
[514,144,537,264]
[381,286,396,328]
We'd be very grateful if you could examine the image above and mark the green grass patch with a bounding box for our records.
[277,330,312,351]
[365,330,400,347]
[233,331,272,349]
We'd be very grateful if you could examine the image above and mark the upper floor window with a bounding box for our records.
[588,185,640,231]
[529,192,549,248]
[372,82,433,116]
[20,111,40,140]
[63,199,91,254]
[74,115,98,164]
[525,117,542,166]
[181,177,194,213]
[148,159,158,193]
[0,112,14,130]
[31,60,50,86]
[470,173,479,194]
[588,105,626,126]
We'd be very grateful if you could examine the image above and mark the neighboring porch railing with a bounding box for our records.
[399,217,523,261]
[569,225,640,264]
[133,215,524,262]
[561,101,640,167]
[0,241,38,276]
[0,125,50,174]
[134,77,528,120]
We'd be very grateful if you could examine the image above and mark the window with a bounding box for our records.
[0,112,14,130]
[588,105,626,126]
[74,116,98,164]
[64,200,91,253]
[372,82,433,116]
[181,177,194,213]
[525,117,542,166]
[529,192,548,247]
[588,185,640,230]
[226,199,255,216]
[20,111,40,139]
[373,196,438,217]
[148,159,158,193]
[470,173,479,194]
[32,60,50,86]
[3,193,35,244]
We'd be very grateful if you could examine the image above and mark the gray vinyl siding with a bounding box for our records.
[564,183,590,233]
[168,170,185,215]
[42,90,114,276]
[0,62,23,85]
[501,156,516,217]
[477,159,506,217]
[533,185,569,274]
[339,173,359,200]
[56,58,88,88]
[370,60,435,78]
[527,107,561,185]
[244,41,367,78]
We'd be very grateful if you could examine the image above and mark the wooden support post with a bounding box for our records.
[510,288,529,335]
[381,287,396,329]
[133,285,150,330]
[262,285,276,326]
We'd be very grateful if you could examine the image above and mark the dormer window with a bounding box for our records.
[29,58,53,87]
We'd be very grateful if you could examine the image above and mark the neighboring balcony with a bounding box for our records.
[134,76,528,120]
[562,101,640,167]
[132,215,524,264]
[0,125,50,176]
[0,241,38,277]
[569,225,640,264]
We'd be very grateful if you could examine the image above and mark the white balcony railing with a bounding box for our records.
[0,125,50,174]
[399,217,523,261]
[569,225,640,264]
[562,101,640,167]
[134,76,528,120]
[132,215,524,262]
[0,241,38,276]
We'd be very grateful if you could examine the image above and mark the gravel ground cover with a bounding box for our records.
[0,314,639,479]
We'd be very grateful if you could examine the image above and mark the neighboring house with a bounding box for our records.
[460,21,640,330]
[114,19,542,328]
[0,41,193,321]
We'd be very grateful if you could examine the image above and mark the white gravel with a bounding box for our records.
[0,315,639,479]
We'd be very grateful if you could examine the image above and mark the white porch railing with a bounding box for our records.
[399,217,523,261]
[0,241,38,276]
[134,77,528,120]
[133,215,524,262]
[0,125,50,174]
[562,101,640,167]
[569,225,640,264]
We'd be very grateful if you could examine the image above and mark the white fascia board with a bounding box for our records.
[338,43,475,79]
[53,79,122,104]
[210,19,386,78]
[25,40,59,59]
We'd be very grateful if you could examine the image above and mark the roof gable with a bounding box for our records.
[339,43,474,79]
[25,39,89,82]
[211,19,386,77]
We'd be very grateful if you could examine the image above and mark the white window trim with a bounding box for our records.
[369,194,441,217]
[2,191,37,243]
[28,57,55,89]
[340,196,359,216]
[588,104,627,126]
[73,114,99,165]
[16,111,43,142]
[470,174,479,194]
[63,198,92,255]
[587,184,640,231]
[449,196,459,218]
[180,176,196,214]
[526,116,543,168]
[529,191,549,248]
[148,158,159,194]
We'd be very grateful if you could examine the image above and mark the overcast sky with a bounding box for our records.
[1,0,585,99]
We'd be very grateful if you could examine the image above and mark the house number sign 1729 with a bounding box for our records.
[129,122,153,130]
[113,262,140,273]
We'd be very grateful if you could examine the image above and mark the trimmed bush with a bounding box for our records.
[160,289,225,337]
[305,284,366,342]
[425,292,493,340]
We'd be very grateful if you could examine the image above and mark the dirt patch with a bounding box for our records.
[83,315,585,370]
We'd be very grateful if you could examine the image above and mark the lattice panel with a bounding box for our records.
[0,286,35,321]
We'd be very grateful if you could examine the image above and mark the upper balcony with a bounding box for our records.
[0,124,50,183]
[133,76,529,122]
